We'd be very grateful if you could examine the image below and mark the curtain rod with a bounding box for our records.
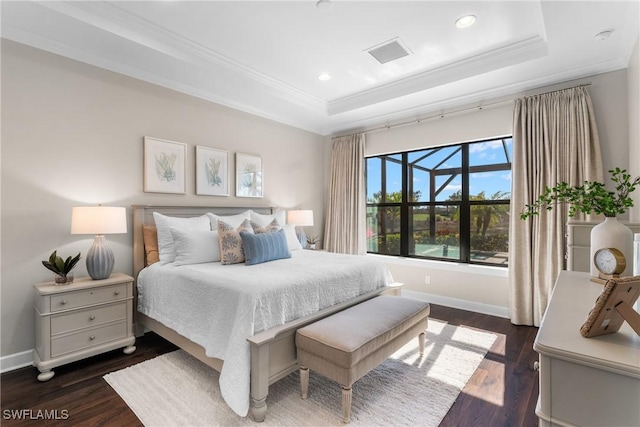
[348,82,592,137]
[363,99,513,135]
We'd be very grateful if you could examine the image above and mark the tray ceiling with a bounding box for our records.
[2,1,638,135]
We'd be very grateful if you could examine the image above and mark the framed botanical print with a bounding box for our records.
[195,146,229,196]
[236,152,263,198]
[143,137,187,194]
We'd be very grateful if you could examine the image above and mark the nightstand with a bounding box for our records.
[33,273,136,381]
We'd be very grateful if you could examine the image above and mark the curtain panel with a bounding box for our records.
[509,86,603,326]
[324,133,366,255]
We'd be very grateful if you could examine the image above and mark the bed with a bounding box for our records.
[132,205,399,422]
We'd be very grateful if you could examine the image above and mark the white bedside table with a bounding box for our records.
[33,273,136,381]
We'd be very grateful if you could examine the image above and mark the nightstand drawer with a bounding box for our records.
[51,302,127,335]
[51,321,127,357]
[50,284,128,312]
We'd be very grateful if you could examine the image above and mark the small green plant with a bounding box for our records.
[520,168,640,219]
[306,235,319,245]
[42,251,81,276]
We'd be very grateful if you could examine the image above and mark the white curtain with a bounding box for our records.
[324,133,366,255]
[509,87,603,326]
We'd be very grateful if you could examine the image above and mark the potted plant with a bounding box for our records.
[42,251,81,284]
[520,168,639,220]
[520,167,639,276]
[306,235,320,250]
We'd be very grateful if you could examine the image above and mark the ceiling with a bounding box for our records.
[2,1,639,136]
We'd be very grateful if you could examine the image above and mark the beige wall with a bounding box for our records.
[365,69,632,315]
[1,40,326,358]
[629,38,640,222]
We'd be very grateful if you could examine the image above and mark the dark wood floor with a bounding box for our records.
[1,305,539,426]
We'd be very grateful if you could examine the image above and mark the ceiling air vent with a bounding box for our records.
[366,37,412,64]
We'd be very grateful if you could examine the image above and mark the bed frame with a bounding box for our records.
[131,205,399,422]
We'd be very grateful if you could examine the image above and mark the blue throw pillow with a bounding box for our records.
[240,229,291,265]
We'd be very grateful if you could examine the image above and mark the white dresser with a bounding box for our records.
[534,271,640,426]
[33,273,136,381]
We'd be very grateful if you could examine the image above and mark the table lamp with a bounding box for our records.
[287,209,314,248]
[71,206,127,280]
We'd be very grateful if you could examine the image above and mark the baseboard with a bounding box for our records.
[1,349,34,374]
[403,290,509,319]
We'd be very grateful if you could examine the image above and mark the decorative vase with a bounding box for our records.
[54,273,74,285]
[590,217,633,277]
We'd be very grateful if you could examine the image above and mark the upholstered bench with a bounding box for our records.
[295,295,430,423]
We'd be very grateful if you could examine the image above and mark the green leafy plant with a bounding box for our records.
[520,168,640,219]
[42,251,81,276]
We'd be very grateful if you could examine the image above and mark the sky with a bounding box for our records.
[367,138,513,202]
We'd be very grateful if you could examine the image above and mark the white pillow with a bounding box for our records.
[284,224,303,251]
[171,228,220,265]
[249,210,286,228]
[207,211,251,230]
[153,213,211,264]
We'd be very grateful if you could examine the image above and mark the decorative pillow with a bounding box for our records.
[207,211,250,231]
[250,218,281,234]
[218,218,254,265]
[283,224,303,251]
[170,228,220,266]
[153,213,211,264]
[240,229,291,266]
[249,210,286,228]
[142,225,160,265]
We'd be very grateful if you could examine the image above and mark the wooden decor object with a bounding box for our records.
[580,275,640,337]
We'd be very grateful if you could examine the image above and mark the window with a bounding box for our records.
[366,137,512,266]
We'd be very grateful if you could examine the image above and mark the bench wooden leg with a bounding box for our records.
[342,385,352,424]
[300,366,309,399]
[419,331,425,356]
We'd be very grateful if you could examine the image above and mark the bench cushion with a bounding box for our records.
[296,296,430,369]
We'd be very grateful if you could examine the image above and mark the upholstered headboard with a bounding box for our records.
[131,205,274,280]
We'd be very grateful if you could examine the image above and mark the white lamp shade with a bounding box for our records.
[287,209,314,227]
[71,206,127,235]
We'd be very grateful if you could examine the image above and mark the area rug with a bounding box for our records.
[104,320,496,426]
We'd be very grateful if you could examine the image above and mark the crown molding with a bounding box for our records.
[36,1,326,113]
[327,35,548,115]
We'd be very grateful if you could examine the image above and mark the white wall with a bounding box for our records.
[0,40,326,359]
[364,70,632,316]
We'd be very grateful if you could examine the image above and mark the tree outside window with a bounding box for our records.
[366,137,512,266]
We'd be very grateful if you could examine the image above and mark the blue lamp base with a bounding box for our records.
[296,227,307,249]
[86,235,114,280]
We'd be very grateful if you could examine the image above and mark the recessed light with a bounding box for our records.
[318,73,332,81]
[455,15,476,29]
[594,30,613,41]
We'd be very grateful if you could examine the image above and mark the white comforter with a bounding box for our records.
[137,250,393,416]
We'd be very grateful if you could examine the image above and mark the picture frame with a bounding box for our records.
[143,137,186,194]
[195,146,229,196]
[580,275,640,338]
[236,152,263,198]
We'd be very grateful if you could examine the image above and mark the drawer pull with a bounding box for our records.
[89,315,96,321]
[60,300,68,305]
[89,335,96,341]
[114,291,120,296]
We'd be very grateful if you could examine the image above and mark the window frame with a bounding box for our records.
[366,137,512,267]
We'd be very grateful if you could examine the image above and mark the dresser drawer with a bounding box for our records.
[50,284,128,312]
[51,321,127,357]
[51,302,127,335]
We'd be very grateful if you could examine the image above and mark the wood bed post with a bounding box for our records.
[249,341,270,422]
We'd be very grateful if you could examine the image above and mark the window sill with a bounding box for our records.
[367,253,509,278]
